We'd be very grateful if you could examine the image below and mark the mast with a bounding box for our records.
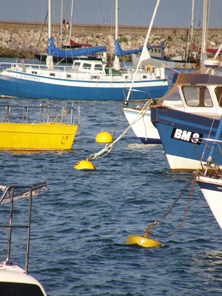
[201,0,209,63]
[113,0,120,70]
[60,0,64,47]
[190,0,195,45]
[69,0,74,41]
[47,0,53,69]
[48,0,52,39]
[126,0,160,101]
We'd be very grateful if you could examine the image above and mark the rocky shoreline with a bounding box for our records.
[0,26,220,61]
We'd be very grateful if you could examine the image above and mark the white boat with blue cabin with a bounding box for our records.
[0,0,168,101]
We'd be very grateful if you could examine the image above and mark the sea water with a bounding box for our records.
[0,61,221,295]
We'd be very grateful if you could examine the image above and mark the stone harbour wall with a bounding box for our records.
[0,21,222,60]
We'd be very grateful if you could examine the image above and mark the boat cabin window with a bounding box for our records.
[50,73,55,77]
[73,62,80,70]
[67,74,71,78]
[94,64,103,71]
[83,63,91,70]
[182,86,213,107]
[215,87,222,107]
[0,282,45,296]
[32,71,37,74]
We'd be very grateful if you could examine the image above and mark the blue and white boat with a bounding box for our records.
[0,0,168,101]
[150,58,222,171]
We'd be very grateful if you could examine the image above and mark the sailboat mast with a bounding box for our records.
[69,0,74,40]
[201,0,209,63]
[115,0,118,41]
[48,0,52,39]
[113,0,120,70]
[47,0,53,69]
[190,0,194,45]
[60,0,64,47]
[126,0,160,101]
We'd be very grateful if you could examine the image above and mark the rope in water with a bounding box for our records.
[87,99,152,161]
[144,172,196,239]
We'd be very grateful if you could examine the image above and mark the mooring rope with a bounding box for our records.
[144,172,196,239]
[87,99,152,161]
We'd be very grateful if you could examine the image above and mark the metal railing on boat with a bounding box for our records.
[0,182,47,274]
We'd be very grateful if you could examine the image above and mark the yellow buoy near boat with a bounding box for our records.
[74,160,96,170]
[95,132,113,143]
[126,235,161,248]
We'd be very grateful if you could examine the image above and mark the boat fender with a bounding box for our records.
[145,65,153,73]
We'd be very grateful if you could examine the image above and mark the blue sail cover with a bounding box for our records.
[47,37,106,58]
[115,40,151,57]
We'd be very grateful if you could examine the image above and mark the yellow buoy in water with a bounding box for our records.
[95,131,113,143]
[126,235,161,248]
[74,160,96,170]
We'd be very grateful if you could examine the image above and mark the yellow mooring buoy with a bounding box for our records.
[74,160,96,170]
[95,131,113,143]
[126,235,161,248]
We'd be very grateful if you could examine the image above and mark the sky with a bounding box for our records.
[0,0,222,28]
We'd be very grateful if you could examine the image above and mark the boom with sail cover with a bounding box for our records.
[115,40,151,57]
[48,37,106,58]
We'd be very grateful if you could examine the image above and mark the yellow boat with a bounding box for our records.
[0,102,80,151]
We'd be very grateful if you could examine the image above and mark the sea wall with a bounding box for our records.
[0,21,221,60]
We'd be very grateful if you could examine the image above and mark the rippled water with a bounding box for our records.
[0,61,222,295]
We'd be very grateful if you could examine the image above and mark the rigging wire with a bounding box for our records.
[64,0,70,20]
[96,0,105,25]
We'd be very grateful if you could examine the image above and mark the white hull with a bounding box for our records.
[123,100,183,145]
[123,107,160,144]
[196,175,222,229]
[166,154,203,171]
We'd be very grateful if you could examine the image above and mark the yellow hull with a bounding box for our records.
[0,122,79,151]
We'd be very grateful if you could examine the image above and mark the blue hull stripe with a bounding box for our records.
[139,137,162,144]
[197,180,222,192]
[0,74,168,101]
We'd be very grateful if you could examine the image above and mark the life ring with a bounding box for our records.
[145,65,153,73]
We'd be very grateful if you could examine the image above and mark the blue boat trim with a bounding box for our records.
[197,180,222,192]
[139,137,162,144]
